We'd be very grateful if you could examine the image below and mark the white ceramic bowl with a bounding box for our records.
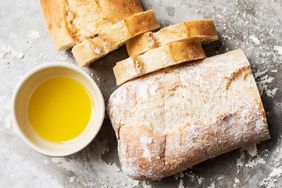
[12,62,105,157]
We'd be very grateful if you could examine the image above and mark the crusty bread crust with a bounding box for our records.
[126,19,218,56]
[107,50,270,181]
[40,0,76,50]
[40,0,143,51]
[113,40,206,85]
[72,10,160,66]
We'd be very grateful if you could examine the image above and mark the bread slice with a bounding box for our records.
[72,10,160,66]
[113,40,206,85]
[126,19,218,56]
[107,49,270,181]
[40,0,143,50]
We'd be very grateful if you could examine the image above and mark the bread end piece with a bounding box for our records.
[40,0,76,51]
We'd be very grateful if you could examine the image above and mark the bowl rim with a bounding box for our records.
[12,62,105,157]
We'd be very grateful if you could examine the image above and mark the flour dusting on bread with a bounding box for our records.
[107,49,270,180]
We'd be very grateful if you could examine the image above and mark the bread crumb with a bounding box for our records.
[243,144,258,157]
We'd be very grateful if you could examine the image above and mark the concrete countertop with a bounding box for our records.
[0,0,281,187]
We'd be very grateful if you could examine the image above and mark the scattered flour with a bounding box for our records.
[48,139,140,188]
[265,88,278,98]
[198,177,204,184]
[69,176,75,183]
[255,72,277,98]
[249,35,261,46]
[0,45,24,59]
[233,177,240,187]
[274,46,282,56]
[245,158,266,168]
[178,179,184,188]
[260,167,282,188]
[27,30,40,41]
[207,181,215,188]
[217,175,225,180]
[141,181,152,188]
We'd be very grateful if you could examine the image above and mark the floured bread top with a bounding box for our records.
[107,50,270,180]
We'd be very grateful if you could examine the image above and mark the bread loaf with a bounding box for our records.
[113,40,206,85]
[126,19,218,56]
[107,49,270,181]
[40,0,143,50]
[72,10,160,66]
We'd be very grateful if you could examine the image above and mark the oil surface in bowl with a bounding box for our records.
[28,77,92,142]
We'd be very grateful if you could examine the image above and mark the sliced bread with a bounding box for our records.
[126,19,218,56]
[113,40,206,85]
[72,10,160,66]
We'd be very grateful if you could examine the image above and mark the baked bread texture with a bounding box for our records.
[107,49,270,181]
[40,0,143,50]
[113,40,206,85]
[126,19,218,56]
[72,10,160,66]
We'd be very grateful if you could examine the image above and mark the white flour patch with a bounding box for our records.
[149,84,158,96]
[207,181,215,188]
[178,179,184,188]
[27,30,40,41]
[69,176,75,183]
[265,88,278,98]
[249,35,261,46]
[274,46,282,56]
[140,135,153,160]
[256,73,276,98]
[245,158,266,168]
[233,177,240,187]
[0,45,24,59]
[137,84,149,100]
[198,177,204,184]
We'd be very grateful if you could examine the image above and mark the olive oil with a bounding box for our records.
[28,77,92,142]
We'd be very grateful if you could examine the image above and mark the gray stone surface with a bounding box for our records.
[0,0,282,187]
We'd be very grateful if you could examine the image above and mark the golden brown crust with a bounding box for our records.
[40,0,143,51]
[126,19,218,56]
[72,10,160,66]
[40,0,76,50]
[113,40,206,85]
